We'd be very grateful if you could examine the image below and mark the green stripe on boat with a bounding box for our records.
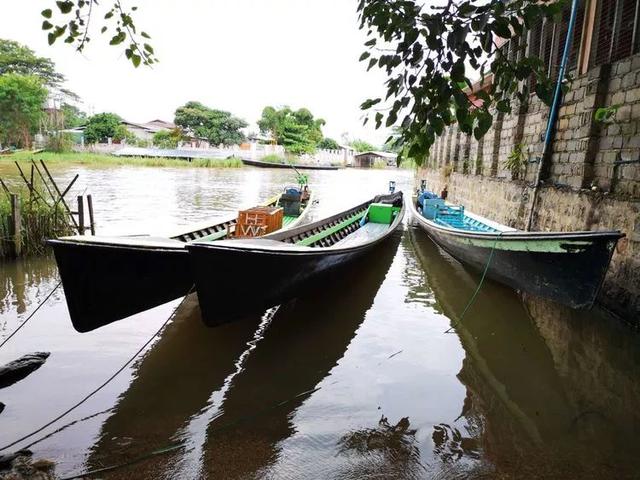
[296,211,365,246]
[456,237,593,253]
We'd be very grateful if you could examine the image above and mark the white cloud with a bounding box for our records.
[4,0,393,146]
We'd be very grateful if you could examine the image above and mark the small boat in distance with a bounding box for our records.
[48,185,314,333]
[188,191,404,327]
[241,158,340,170]
[410,186,624,309]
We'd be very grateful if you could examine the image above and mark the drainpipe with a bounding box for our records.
[526,0,581,231]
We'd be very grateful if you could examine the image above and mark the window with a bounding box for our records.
[593,0,640,65]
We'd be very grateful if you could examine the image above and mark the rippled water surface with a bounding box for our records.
[0,164,639,479]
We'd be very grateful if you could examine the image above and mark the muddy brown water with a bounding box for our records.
[0,164,639,479]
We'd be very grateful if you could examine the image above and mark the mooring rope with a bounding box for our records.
[0,286,195,453]
[444,232,503,334]
[0,280,61,350]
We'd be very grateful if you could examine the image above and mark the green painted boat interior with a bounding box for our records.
[295,205,400,247]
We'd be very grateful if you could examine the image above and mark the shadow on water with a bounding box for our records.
[197,232,402,479]
[408,226,640,479]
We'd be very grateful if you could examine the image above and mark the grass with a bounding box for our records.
[0,186,73,258]
[372,159,388,169]
[3,151,244,169]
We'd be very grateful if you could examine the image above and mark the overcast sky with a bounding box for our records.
[4,0,394,145]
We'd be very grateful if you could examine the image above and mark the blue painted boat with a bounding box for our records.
[410,188,624,309]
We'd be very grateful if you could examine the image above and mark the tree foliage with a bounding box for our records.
[83,112,122,143]
[257,106,325,154]
[0,39,65,86]
[61,103,87,128]
[174,101,247,146]
[357,0,563,164]
[0,74,48,148]
[39,0,156,68]
[350,139,376,152]
[153,128,183,149]
[317,137,340,150]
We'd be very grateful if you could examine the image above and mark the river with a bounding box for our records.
[0,164,639,479]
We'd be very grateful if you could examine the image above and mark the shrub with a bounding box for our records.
[262,154,286,164]
[45,132,74,153]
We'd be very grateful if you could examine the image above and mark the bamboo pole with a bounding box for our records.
[87,194,96,235]
[9,194,21,257]
[39,160,79,230]
[77,196,85,235]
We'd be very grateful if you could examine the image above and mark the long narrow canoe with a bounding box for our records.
[242,158,340,170]
[48,191,314,332]
[409,191,624,309]
[187,191,404,327]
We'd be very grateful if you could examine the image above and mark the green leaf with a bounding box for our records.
[41,9,52,18]
[131,54,141,67]
[109,32,126,45]
[143,43,154,54]
[105,11,114,19]
[48,32,57,45]
[101,26,108,33]
[141,31,151,39]
[359,51,370,62]
[56,1,73,14]
[42,21,54,30]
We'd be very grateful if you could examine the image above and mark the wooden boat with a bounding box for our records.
[409,189,624,309]
[187,191,404,327]
[48,188,314,333]
[241,158,340,170]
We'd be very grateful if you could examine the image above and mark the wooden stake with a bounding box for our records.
[9,194,21,257]
[87,194,95,235]
[77,196,85,235]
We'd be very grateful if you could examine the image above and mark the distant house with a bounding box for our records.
[121,119,177,142]
[353,151,398,168]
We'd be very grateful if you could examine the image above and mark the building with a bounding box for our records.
[419,0,640,321]
[121,119,176,142]
[353,151,398,168]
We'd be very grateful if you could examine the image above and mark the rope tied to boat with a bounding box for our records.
[444,232,503,334]
[0,280,61,350]
[0,285,196,453]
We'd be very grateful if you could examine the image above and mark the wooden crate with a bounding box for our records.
[235,206,284,238]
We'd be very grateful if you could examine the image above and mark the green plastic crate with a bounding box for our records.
[368,203,395,224]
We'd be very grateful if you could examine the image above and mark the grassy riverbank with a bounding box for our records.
[2,151,245,168]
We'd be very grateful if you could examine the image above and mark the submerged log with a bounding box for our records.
[0,353,50,389]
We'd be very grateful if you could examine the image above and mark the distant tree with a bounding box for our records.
[153,128,183,149]
[258,106,325,154]
[318,137,340,150]
[60,103,87,128]
[350,139,376,152]
[83,112,122,143]
[174,101,247,145]
[112,124,135,143]
[0,39,64,86]
[0,73,48,148]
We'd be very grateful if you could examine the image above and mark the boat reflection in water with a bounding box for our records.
[408,227,640,479]
[85,295,265,477]
[84,230,402,479]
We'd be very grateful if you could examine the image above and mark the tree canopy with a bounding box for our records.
[0,73,48,148]
[83,112,122,143]
[357,0,561,163]
[350,139,377,152]
[257,106,326,154]
[0,38,64,86]
[317,137,340,150]
[174,101,248,146]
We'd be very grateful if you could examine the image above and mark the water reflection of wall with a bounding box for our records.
[407,226,640,479]
[524,295,640,459]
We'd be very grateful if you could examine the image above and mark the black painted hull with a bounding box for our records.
[409,200,623,309]
[49,240,191,332]
[188,195,405,326]
[241,158,340,170]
